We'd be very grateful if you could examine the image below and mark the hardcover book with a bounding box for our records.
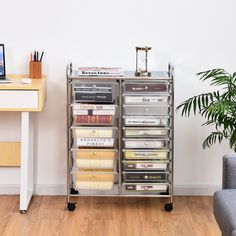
[74,85,113,102]
[75,115,112,124]
[76,138,114,147]
[75,93,113,103]
[73,104,116,110]
[73,109,115,116]
[73,104,116,115]
[74,86,112,93]
[77,67,124,77]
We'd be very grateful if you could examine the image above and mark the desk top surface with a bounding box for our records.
[0,75,46,90]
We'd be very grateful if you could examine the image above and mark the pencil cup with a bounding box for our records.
[29,61,42,79]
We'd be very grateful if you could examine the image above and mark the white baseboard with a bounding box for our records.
[0,184,67,195]
[35,184,67,195]
[0,184,20,195]
[174,184,221,196]
[0,184,221,196]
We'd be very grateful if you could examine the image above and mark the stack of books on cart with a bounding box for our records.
[77,67,124,77]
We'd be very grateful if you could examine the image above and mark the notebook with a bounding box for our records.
[0,44,12,83]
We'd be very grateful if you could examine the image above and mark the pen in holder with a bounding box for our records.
[29,61,42,79]
[29,50,44,79]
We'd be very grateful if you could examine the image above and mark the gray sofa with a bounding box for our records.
[214,155,236,236]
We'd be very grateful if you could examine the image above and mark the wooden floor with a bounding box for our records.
[0,196,220,236]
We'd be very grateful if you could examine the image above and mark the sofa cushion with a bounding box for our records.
[223,155,236,189]
[214,190,236,236]
[232,230,236,236]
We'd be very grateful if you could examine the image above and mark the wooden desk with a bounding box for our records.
[0,75,46,213]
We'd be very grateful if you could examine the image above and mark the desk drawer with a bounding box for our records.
[72,127,115,138]
[124,95,169,105]
[123,139,168,149]
[73,115,115,126]
[123,161,168,171]
[123,128,169,138]
[0,90,38,109]
[73,104,116,115]
[74,172,116,190]
[73,82,117,103]
[123,105,169,116]
[123,150,169,160]
[123,172,168,182]
[76,149,117,159]
[123,183,168,195]
[76,138,115,147]
[73,149,117,170]
[123,82,168,93]
[123,116,169,127]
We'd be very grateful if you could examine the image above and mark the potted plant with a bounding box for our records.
[176,69,236,152]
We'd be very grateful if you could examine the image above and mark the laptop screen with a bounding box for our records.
[0,44,5,77]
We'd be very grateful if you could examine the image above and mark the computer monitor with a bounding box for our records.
[0,44,6,78]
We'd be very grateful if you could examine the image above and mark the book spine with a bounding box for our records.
[125,163,166,170]
[73,109,115,116]
[76,138,114,147]
[125,96,168,104]
[74,87,112,93]
[125,118,161,125]
[125,184,167,191]
[75,93,113,102]
[78,70,123,76]
[73,104,116,110]
[125,173,167,182]
[76,115,112,124]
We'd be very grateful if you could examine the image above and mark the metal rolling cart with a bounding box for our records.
[66,63,174,212]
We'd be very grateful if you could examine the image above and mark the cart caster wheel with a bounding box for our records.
[164,203,173,212]
[20,210,27,214]
[70,188,79,195]
[67,202,76,211]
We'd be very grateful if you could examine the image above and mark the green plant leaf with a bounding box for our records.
[177,68,236,151]
[230,129,236,149]
[202,132,224,149]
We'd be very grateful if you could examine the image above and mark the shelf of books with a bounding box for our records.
[66,64,174,212]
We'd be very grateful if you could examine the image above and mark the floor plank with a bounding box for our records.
[0,196,220,236]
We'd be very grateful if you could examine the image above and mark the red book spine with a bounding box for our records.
[75,115,112,124]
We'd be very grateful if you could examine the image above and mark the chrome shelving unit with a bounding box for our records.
[66,63,174,211]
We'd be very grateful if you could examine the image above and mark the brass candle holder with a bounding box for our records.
[135,46,151,77]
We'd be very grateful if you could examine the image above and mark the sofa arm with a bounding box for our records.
[223,154,236,189]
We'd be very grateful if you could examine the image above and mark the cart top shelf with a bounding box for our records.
[67,70,173,81]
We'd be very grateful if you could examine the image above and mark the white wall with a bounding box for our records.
[1,0,236,195]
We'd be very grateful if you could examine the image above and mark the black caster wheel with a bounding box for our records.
[70,188,79,195]
[164,203,173,212]
[20,210,27,214]
[67,202,76,211]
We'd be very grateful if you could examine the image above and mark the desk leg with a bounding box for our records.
[20,112,34,213]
